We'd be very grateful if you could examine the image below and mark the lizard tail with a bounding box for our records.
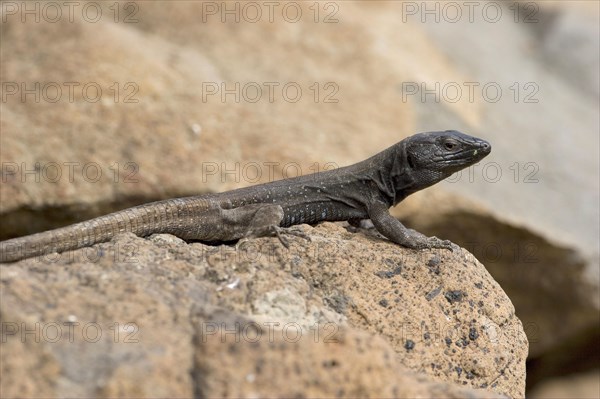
[0,197,212,263]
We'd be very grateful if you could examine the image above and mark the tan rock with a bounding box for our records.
[528,370,600,399]
[0,225,527,397]
[1,1,415,237]
[194,312,508,399]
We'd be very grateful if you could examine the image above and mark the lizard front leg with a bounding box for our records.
[367,200,455,251]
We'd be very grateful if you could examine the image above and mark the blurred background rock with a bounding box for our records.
[1,1,598,397]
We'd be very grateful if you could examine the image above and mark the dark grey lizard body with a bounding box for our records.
[0,130,491,263]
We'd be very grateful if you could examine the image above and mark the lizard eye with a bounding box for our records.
[443,140,458,151]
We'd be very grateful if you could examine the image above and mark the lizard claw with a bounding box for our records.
[425,236,458,251]
[273,226,311,248]
[273,227,290,248]
[246,225,311,248]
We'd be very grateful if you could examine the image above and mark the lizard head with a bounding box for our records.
[397,130,491,195]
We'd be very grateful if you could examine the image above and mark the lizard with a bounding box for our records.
[0,130,491,263]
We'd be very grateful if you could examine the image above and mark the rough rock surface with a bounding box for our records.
[0,224,527,398]
[394,190,598,360]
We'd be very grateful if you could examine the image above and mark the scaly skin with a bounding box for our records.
[0,130,491,263]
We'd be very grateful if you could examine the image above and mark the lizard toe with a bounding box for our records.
[426,236,456,251]
[282,227,312,242]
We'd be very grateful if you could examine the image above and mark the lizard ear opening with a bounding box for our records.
[407,153,416,169]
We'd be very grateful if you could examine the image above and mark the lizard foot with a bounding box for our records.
[245,225,311,248]
[423,236,459,252]
[401,230,458,252]
[272,226,312,248]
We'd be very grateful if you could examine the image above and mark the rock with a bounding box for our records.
[0,225,527,397]
[394,190,598,361]
[528,369,600,399]
[404,2,599,367]
[0,1,415,238]
[529,1,600,99]
[194,310,508,399]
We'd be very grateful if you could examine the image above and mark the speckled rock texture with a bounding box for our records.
[0,224,527,398]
